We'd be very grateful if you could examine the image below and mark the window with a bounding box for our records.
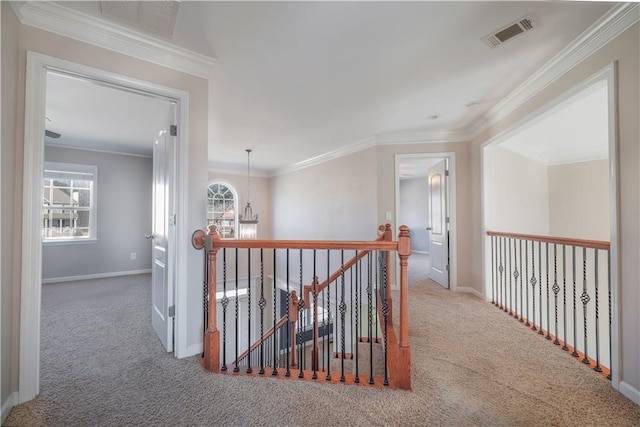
[207,182,237,239]
[42,162,97,241]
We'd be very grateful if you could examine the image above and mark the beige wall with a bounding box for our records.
[548,159,610,241]
[271,147,379,241]
[376,142,473,287]
[1,12,209,405]
[472,24,640,400]
[491,147,550,235]
[1,1,20,410]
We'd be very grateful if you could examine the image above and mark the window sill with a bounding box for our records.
[43,238,99,246]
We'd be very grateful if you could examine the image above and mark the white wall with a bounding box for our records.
[491,147,550,235]
[42,146,153,281]
[399,178,429,252]
[548,159,610,241]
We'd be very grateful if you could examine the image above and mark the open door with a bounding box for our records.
[150,103,177,352]
[427,160,449,288]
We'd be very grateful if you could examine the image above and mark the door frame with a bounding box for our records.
[394,152,458,292]
[19,51,190,403]
[480,63,619,387]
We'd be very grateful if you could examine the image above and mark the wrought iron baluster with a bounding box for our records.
[538,241,544,336]
[572,246,579,358]
[285,249,290,377]
[298,249,305,378]
[512,238,520,319]
[326,250,332,381]
[553,244,560,345]
[498,237,504,310]
[530,240,537,331]
[339,250,347,382]
[259,249,266,374]
[246,249,253,374]
[545,242,551,340]
[491,236,495,305]
[508,238,513,316]
[234,248,240,372]
[272,249,278,376]
[382,250,390,387]
[519,239,523,322]
[525,240,530,327]
[312,250,318,380]
[354,252,360,384]
[581,247,591,364]
[367,251,374,385]
[562,245,569,351]
[202,240,209,357]
[594,249,602,373]
[607,249,612,380]
[221,249,229,371]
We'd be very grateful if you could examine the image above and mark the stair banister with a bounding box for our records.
[204,224,221,372]
[397,225,411,390]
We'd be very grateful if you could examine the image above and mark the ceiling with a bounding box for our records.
[35,1,618,174]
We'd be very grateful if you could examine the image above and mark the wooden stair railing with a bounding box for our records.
[191,224,411,390]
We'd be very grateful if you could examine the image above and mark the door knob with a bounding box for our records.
[145,233,155,240]
[426,227,432,231]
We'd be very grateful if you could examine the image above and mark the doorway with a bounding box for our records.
[395,152,457,290]
[19,52,188,403]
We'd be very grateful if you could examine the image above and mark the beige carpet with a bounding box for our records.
[4,272,639,426]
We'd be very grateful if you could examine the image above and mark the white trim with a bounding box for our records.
[207,161,270,178]
[186,344,204,358]
[10,1,215,79]
[412,250,429,255]
[375,130,471,145]
[46,142,152,159]
[470,3,639,139]
[456,287,484,300]
[394,152,458,292]
[42,269,152,284]
[619,381,640,405]
[20,51,190,402]
[1,392,18,424]
[273,137,376,176]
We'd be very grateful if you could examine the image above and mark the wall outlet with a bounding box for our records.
[130,252,136,260]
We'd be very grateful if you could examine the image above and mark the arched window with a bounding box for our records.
[207,182,238,239]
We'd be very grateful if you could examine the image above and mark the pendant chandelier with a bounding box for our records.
[238,149,258,239]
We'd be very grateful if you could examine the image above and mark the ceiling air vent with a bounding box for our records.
[482,14,539,48]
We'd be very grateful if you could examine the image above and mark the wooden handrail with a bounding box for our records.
[486,231,610,250]
[234,314,289,365]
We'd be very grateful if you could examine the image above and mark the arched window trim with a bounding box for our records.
[207,180,239,239]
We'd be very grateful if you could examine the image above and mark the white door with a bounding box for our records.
[150,103,177,352]
[427,160,449,288]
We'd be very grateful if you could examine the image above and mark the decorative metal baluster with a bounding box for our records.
[246,249,253,374]
[354,252,360,384]
[491,236,495,305]
[530,241,537,331]
[312,250,318,379]
[298,250,305,378]
[285,249,291,377]
[562,245,569,351]
[202,240,209,357]
[367,251,374,385]
[498,237,504,309]
[221,249,229,371]
[272,249,278,376]
[545,242,551,340]
[234,249,240,372]
[571,246,579,358]
[525,240,530,327]
[581,247,591,364]
[513,239,520,319]
[594,249,602,373]
[350,263,354,362]
[339,250,347,383]
[607,249,612,380]
[374,253,379,343]
[259,249,266,375]
[538,242,544,336]
[508,238,513,316]
[519,239,524,322]
[326,250,332,381]
[382,250,390,387]
[553,244,560,345]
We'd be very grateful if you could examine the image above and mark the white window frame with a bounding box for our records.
[206,181,239,239]
[42,161,97,243]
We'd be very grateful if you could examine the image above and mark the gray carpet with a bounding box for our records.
[5,272,640,426]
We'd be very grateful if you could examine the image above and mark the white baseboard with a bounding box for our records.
[184,343,203,359]
[412,250,429,255]
[42,269,152,284]
[456,286,484,299]
[1,391,18,424]
[619,381,640,405]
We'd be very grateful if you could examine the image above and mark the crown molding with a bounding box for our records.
[273,137,377,177]
[374,129,472,145]
[470,2,639,139]
[11,1,215,79]
[207,161,270,178]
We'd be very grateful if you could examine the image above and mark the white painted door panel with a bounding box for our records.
[428,160,449,288]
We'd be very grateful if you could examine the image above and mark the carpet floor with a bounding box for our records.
[4,270,639,426]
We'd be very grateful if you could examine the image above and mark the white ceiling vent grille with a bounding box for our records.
[482,14,539,48]
[100,1,180,39]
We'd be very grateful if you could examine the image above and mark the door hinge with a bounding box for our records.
[446,264,450,271]
[169,213,176,226]
[446,216,450,224]
[168,305,175,317]
[445,169,449,177]
[170,125,178,137]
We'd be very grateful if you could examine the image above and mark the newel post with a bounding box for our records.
[397,225,411,390]
[203,224,221,372]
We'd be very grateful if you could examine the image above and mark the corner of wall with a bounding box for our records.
[1,391,18,424]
